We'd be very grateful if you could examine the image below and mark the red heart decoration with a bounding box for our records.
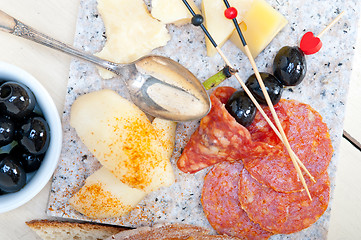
[300,32,322,55]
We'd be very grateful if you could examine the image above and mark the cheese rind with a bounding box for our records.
[202,0,253,56]
[151,0,200,25]
[95,0,170,79]
[230,0,288,58]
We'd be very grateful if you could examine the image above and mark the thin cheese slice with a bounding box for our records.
[95,0,171,79]
[69,167,147,219]
[151,0,200,25]
[230,0,288,58]
[70,90,175,193]
[152,118,177,159]
[202,0,253,56]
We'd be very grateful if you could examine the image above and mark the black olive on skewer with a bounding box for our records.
[246,72,284,106]
[225,90,257,127]
[273,46,307,86]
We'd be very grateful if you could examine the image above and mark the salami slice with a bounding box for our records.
[211,86,237,104]
[244,100,333,193]
[178,86,332,194]
[202,161,273,240]
[177,87,275,174]
[238,168,330,234]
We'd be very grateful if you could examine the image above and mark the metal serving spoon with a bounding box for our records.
[0,10,210,121]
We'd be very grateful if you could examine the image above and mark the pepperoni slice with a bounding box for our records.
[202,161,273,239]
[244,100,333,193]
[177,88,274,174]
[178,86,332,194]
[212,86,237,104]
[238,168,330,234]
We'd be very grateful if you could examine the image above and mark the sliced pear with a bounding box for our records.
[152,118,177,159]
[69,167,147,219]
[70,89,175,193]
[202,0,253,56]
[230,0,287,58]
[151,0,200,25]
[95,0,171,79]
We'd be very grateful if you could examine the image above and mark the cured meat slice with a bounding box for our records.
[244,100,333,193]
[177,87,274,173]
[212,86,237,104]
[238,168,330,234]
[202,161,273,240]
[178,86,332,193]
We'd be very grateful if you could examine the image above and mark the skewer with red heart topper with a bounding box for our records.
[182,0,314,199]
[300,12,345,55]
[183,0,345,200]
[221,0,316,199]
[222,2,344,200]
[223,0,345,89]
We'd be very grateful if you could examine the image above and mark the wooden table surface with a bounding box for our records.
[0,1,360,239]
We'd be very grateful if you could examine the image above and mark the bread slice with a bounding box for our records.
[26,220,127,240]
[104,223,241,240]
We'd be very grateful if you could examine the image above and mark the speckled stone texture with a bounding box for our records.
[47,0,360,239]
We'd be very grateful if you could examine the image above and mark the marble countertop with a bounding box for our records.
[0,0,361,239]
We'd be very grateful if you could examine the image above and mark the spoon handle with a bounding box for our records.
[0,10,123,75]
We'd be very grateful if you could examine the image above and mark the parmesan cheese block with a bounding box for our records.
[70,89,175,193]
[230,0,288,58]
[151,0,200,25]
[69,167,147,219]
[95,0,171,79]
[202,0,253,56]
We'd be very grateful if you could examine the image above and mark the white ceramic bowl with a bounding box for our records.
[0,61,62,213]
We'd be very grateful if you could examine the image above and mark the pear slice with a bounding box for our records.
[70,89,175,193]
[95,0,170,79]
[230,0,288,58]
[152,118,177,159]
[151,0,200,25]
[69,167,146,219]
[202,0,253,56]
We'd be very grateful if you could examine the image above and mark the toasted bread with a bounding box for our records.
[105,223,241,240]
[26,220,127,240]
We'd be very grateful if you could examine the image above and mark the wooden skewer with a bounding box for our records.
[222,0,312,199]
[217,47,314,180]
[216,46,314,183]
[182,0,314,198]
[242,47,311,200]
[217,46,313,201]
[317,11,345,38]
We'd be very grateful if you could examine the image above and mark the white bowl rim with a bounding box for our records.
[0,61,62,213]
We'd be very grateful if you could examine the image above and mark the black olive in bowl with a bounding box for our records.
[10,145,44,173]
[0,155,27,193]
[0,81,36,120]
[16,116,50,155]
[0,116,15,147]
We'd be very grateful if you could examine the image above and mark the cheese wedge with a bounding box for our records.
[69,167,147,219]
[202,0,253,56]
[230,0,288,58]
[151,0,200,25]
[70,90,175,193]
[95,0,171,79]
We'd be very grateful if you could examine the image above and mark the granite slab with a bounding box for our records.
[47,0,361,239]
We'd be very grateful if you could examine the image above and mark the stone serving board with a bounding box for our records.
[47,0,361,239]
